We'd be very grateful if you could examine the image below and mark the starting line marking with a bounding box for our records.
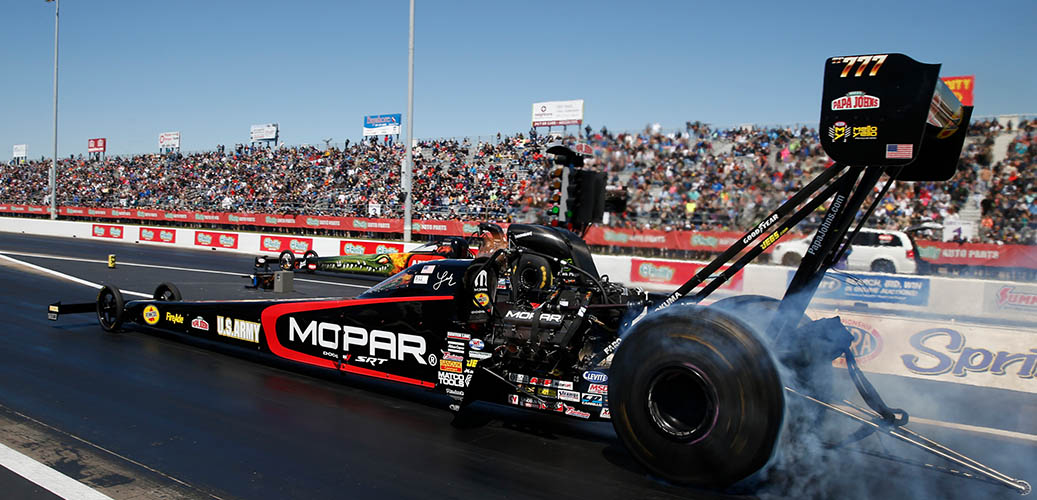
[0,250,369,289]
[0,441,113,500]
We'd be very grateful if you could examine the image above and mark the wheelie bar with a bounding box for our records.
[46,301,95,321]
[786,387,1032,496]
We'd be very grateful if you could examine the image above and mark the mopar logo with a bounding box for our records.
[582,371,608,383]
[504,310,563,323]
[288,318,427,364]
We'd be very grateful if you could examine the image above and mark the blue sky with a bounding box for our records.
[1,0,1035,160]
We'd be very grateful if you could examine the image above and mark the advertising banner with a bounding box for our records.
[531,100,584,127]
[982,282,1037,320]
[797,271,930,306]
[250,123,278,141]
[362,114,402,137]
[259,235,312,254]
[159,131,181,149]
[195,230,239,249]
[87,138,107,153]
[828,312,1036,394]
[91,224,124,239]
[139,227,176,244]
[630,258,744,290]
[12,144,26,158]
[940,75,975,107]
[915,240,1037,268]
[339,240,404,256]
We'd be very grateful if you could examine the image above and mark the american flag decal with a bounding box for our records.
[885,144,913,159]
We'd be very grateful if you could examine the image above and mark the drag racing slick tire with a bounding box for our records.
[153,282,182,301]
[609,306,784,488]
[96,284,125,333]
[278,250,295,271]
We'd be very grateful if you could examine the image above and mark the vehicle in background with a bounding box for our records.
[772,227,917,274]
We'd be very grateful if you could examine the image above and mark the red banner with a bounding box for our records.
[195,231,239,249]
[629,258,744,290]
[87,138,107,153]
[915,240,1037,268]
[940,75,975,107]
[139,227,176,243]
[584,226,778,253]
[259,235,313,254]
[339,240,404,255]
[91,224,124,239]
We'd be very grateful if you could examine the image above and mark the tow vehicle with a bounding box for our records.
[48,54,1029,494]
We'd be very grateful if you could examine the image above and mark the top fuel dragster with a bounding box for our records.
[256,236,473,278]
[47,54,1030,494]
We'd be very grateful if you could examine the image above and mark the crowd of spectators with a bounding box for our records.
[2,117,1034,244]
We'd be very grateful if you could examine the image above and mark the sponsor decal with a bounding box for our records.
[438,371,470,388]
[474,292,490,307]
[563,405,591,419]
[582,371,608,383]
[218,316,261,343]
[503,310,564,325]
[886,144,913,159]
[603,337,622,356]
[421,265,436,274]
[465,359,479,368]
[556,381,574,390]
[165,312,184,325]
[586,383,608,395]
[831,91,880,110]
[901,328,1037,379]
[142,305,160,325]
[832,318,883,367]
[91,224,124,239]
[508,394,519,405]
[581,393,604,406]
[469,338,485,351]
[195,231,238,249]
[600,407,611,419]
[287,318,425,362]
[538,387,557,398]
[447,332,471,341]
[830,54,888,78]
[852,125,878,139]
[445,388,465,397]
[828,121,848,142]
[557,389,580,402]
[191,316,209,331]
[447,340,466,354]
[439,360,462,373]
[432,270,456,291]
[442,352,463,362]
[413,275,429,285]
[469,351,491,360]
[351,355,388,366]
[742,213,779,245]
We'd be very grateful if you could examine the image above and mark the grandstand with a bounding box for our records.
[1,118,1033,248]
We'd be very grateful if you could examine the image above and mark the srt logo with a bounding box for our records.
[348,355,387,366]
[288,318,427,364]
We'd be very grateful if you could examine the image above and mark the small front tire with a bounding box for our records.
[96,284,125,332]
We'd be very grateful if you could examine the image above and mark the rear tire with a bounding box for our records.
[96,284,125,332]
[303,250,318,273]
[609,306,784,488]
[152,282,182,301]
[278,250,295,271]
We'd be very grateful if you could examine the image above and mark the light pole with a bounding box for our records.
[403,0,415,241]
[47,0,59,219]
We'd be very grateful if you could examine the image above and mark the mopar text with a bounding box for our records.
[288,318,427,364]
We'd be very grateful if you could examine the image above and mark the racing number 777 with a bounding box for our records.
[832,54,888,77]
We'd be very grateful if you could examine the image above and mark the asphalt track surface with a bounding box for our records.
[0,232,1031,499]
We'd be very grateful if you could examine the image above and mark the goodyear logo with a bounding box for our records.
[143,305,160,325]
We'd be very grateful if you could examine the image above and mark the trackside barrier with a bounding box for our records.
[2,218,1034,393]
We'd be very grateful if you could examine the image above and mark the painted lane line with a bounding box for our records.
[0,254,150,298]
[0,250,369,289]
[0,441,114,500]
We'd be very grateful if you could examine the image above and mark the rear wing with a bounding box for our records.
[819,53,973,181]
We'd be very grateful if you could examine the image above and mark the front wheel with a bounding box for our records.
[96,284,125,332]
[153,282,182,301]
[303,250,318,273]
[609,306,784,488]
